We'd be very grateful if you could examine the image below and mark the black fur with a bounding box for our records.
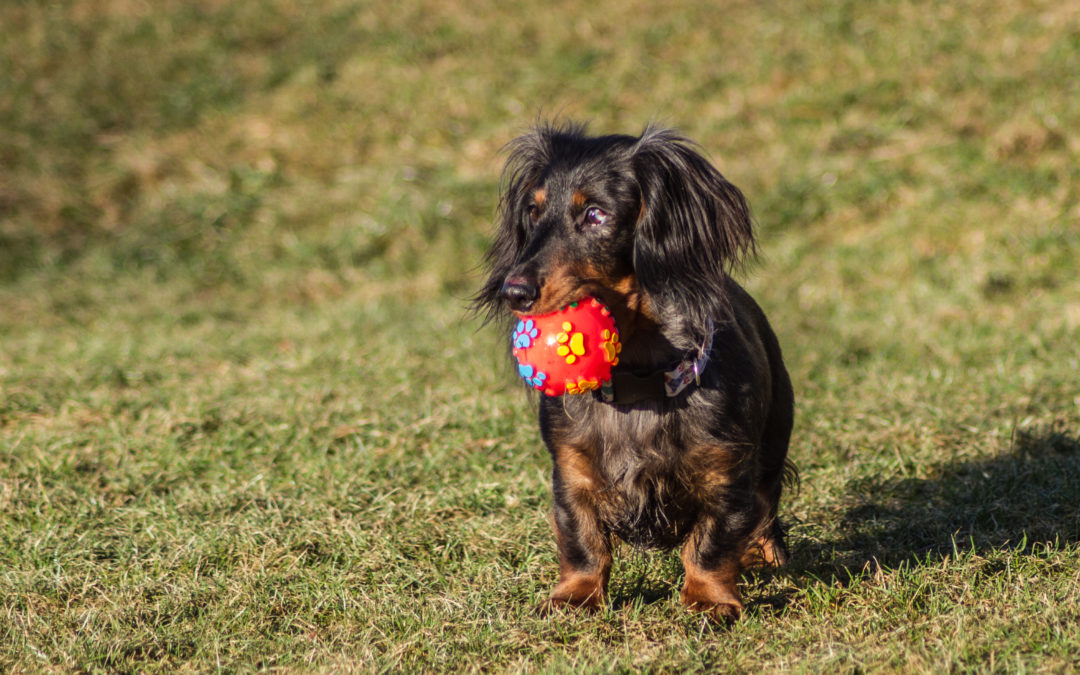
[474,121,795,621]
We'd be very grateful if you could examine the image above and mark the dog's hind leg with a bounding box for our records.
[741,438,794,568]
[744,346,796,569]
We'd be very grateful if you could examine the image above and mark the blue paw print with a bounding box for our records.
[512,319,539,349]
[517,364,548,389]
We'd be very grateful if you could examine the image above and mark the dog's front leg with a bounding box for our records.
[679,505,757,623]
[543,446,611,612]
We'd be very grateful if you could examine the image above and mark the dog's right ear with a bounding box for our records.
[472,127,556,323]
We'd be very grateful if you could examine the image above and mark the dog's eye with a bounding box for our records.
[527,205,540,223]
[584,207,608,227]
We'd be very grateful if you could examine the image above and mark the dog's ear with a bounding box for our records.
[631,127,756,323]
[471,128,553,323]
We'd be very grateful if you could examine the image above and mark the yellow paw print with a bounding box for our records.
[600,328,621,365]
[555,321,587,365]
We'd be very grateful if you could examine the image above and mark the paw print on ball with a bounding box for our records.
[565,377,601,395]
[517,364,548,389]
[600,328,621,365]
[555,322,587,364]
[508,296,618,397]
[512,319,539,349]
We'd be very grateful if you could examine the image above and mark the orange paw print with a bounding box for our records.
[565,378,601,395]
[600,328,621,365]
[555,321,587,364]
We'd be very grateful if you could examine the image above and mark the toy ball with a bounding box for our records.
[511,297,622,397]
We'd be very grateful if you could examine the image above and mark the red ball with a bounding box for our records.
[511,297,622,396]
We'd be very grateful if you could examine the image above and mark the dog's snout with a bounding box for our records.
[500,276,540,312]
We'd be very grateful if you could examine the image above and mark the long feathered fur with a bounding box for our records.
[473,121,795,622]
[630,126,757,329]
[473,122,757,334]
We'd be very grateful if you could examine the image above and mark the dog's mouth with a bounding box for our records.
[509,284,597,319]
[504,265,642,320]
[503,271,591,318]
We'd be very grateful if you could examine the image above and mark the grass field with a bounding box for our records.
[2,0,1079,671]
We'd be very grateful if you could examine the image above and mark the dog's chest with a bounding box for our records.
[560,399,711,548]
[595,460,699,549]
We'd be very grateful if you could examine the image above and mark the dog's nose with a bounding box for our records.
[500,276,540,312]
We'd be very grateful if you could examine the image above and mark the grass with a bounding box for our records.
[2,0,1079,671]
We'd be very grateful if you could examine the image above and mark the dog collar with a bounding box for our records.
[597,318,714,405]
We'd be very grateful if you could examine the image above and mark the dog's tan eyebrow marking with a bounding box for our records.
[571,190,588,208]
[533,188,546,205]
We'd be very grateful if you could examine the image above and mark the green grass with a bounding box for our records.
[2,0,1079,671]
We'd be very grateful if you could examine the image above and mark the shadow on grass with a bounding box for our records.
[791,424,1080,584]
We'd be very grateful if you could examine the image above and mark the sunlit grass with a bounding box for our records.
[2,0,1079,671]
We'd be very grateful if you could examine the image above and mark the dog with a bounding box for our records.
[474,122,795,622]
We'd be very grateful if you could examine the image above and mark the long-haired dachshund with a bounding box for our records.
[474,122,795,622]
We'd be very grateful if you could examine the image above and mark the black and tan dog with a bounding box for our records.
[474,122,795,622]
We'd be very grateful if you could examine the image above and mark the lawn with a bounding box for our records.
[2,0,1079,671]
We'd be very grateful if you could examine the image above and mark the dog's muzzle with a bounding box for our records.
[500,276,540,312]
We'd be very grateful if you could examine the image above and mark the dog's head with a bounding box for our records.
[474,122,755,332]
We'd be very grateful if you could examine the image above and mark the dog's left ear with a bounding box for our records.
[631,127,756,323]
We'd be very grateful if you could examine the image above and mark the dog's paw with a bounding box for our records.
[538,594,603,616]
[681,580,743,624]
[740,534,790,569]
[540,576,605,615]
[682,597,743,625]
